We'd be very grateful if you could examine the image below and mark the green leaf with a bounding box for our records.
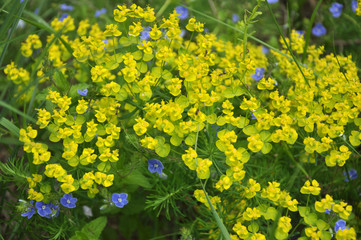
[316,219,329,231]
[275,229,288,240]
[0,118,20,137]
[70,217,107,240]
[155,143,170,158]
[243,125,258,135]
[298,206,310,217]
[248,222,259,233]
[170,134,182,146]
[137,62,148,73]
[119,36,137,46]
[132,50,143,60]
[143,53,154,61]
[97,162,111,172]
[261,142,272,154]
[321,231,332,240]
[304,213,317,226]
[123,169,152,189]
[161,70,172,80]
[175,95,189,108]
[185,134,196,146]
[235,116,249,128]
[0,101,36,123]
[263,206,277,220]
[151,67,162,78]
[54,69,70,92]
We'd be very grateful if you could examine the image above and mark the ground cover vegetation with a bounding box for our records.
[0,0,360,239]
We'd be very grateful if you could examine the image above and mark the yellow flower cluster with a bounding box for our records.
[7,2,359,239]
[356,0,361,16]
[4,62,30,85]
[20,34,42,57]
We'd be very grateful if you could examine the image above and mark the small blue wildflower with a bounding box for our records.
[295,30,305,37]
[20,0,24,3]
[35,201,52,217]
[111,193,128,208]
[352,0,358,12]
[60,4,74,11]
[251,113,257,120]
[148,159,164,175]
[77,88,88,96]
[179,29,187,38]
[311,23,327,37]
[140,26,151,41]
[47,204,59,218]
[343,169,358,182]
[21,201,35,219]
[102,39,108,50]
[60,194,77,208]
[324,208,332,214]
[334,219,349,233]
[175,6,188,20]
[59,13,69,22]
[267,0,279,4]
[163,31,171,41]
[329,3,343,18]
[95,8,107,18]
[262,46,269,54]
[232,14,240,23]
[34,8,40,15]
[251,67,265,81]
[204,28,210,34]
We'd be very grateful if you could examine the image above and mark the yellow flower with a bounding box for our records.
[196,158,212,179]
[300,180,321,195]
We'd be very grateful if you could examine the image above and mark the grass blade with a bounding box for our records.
[0,117,20,137]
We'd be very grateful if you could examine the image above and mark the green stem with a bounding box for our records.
[283,142,310,178]
[266,1,310,87]
[301,0,323,63]
[156,0,172,18]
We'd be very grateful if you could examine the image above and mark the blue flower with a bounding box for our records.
[95,8,107,18]
[343,169,358,182]
[251,67,265,81]
[102,39,109,50]
[232,14,240,23]
[251,113,257,120]
[140,27,151,41]
[295,30,305,37]
[20,0,24,3]
[324,208,332,214]
[35,201,52,217]
[329,3,343,18]
[111,193,128,208]
[148,159,164,175]
[21,201,35,219]
[179,29,187,38]
[267,0,279,4]
[77,88,88,96]
[334,219,349,233]
[60,194,77,208]
[262,46,269,54]
[47,204,59,218]
[311,23,327,37]
[60,4,74,11]
[175,6,188,20]
[59,13,69,22]
[352,0,358,12]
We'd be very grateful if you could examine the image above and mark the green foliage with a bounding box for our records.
[69,217,107,240]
